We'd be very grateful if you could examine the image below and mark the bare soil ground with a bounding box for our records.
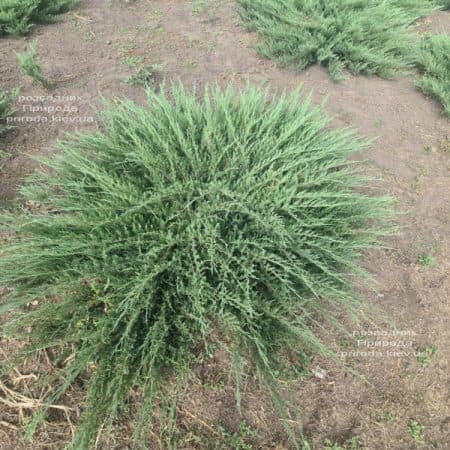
[0,1,449,449]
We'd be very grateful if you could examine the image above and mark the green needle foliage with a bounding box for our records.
[416,34,450,117]
[0,0,75,36]
[16,41,52,89]
[124,65,157,88]
[436,0,450,9]
[0,88,19,135]
[0,86,393,448]
[237,0,439,80]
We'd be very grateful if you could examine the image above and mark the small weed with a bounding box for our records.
[412,174,423,194]
[206,41,216,53]
[187,36,217,53]
[185,61,198,69]
[200,379,225,390]
[423,145,433,154]
[188,37,202,48]
[324,439,343,449]
[418,254,437,268]
[118,41,136,54]
[191,0,214,16]
[0,148,10,170]
[116,40,143,67]
[117,41,145,68]
[408,420,425,444]
[439,138,450,153]
[301,439,312,450]
[339,111,353,125]
[374,118,383,129]
[340,336,356,350]
[416,345,437,368]
[121,55,143,67]
[218,420,257,450]
[408,164,430,195]
[154,24,165,35]
[173,430,205,447]
[0,88,19,135]
[149,9,163,20]
[376,409,395,423]
[16,42,53,89]
[124,65,158,87]
[324,436,362,450]
[414,391,425,403]
[134,24,147,33]
[275,351,311,381]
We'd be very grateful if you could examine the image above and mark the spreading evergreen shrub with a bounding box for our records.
[0,0,75,36]
[0,86,393,448]
[237,0,440,80]
[416,34,450,116]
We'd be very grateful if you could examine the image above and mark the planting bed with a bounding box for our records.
[0,1,449,449]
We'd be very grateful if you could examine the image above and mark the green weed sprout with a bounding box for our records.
[124,65,157,87]
[16,41,53,89]
[0,88,19,135]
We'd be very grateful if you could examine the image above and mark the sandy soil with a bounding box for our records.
[0,1,449,449]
